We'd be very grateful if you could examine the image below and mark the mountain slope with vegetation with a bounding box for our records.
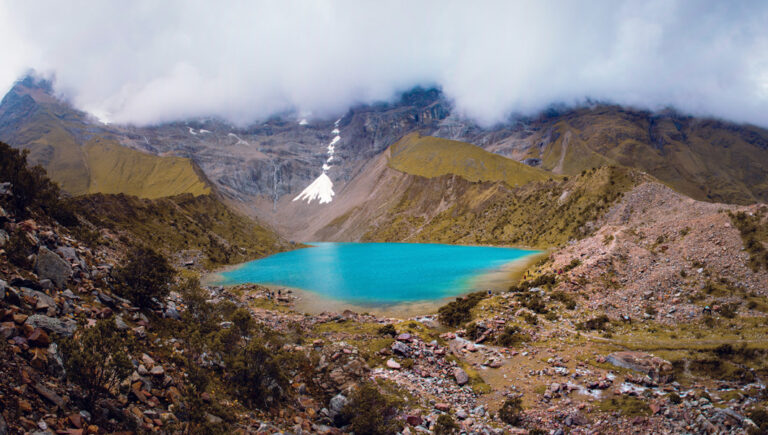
[0,76,210,198]
[70,193,290,267]
[504,106,768,204]
[309,135,647,247]
[388,133,553,187]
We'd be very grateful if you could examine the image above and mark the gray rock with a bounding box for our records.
[453,368,469,386]
[34,247,72,288]
[115,314,129,330]
[25,315,77,337]
[392,340,411,356]
[0,279,6,300]
[456,409,469,420]
[19,288,56,310]
[38,279,54,290]
[0,413,6,435]
[165,306,181,320]
[56,246,86,270]
[329,393,348,417]
[205,413,223,424]
[47,343,65,379]
[0,229,8,248]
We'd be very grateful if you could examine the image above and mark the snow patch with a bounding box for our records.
[299,119,308,125]
[188,127,198,135]
[228,133,249,145]
[293,173,334,204]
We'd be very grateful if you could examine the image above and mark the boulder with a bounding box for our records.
[397,333,412,341]
[56,246,86,270]
[453,368,469,386]
[606,351,673,381]
[25,315,77,337]
[387,359,401,369]
[34,246,72,288]
[329,393,347,417]
[392,341,411,356]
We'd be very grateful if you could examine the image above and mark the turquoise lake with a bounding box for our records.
[218,242,540,306]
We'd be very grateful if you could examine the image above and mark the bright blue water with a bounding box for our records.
[219,242,539,306]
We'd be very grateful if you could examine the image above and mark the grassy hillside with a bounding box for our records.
[524,106,768,204]
[82,139,210,198]
[389,133,553,187]
[0,78,210,199]
[361,166,644,247]
[71,193,288,266]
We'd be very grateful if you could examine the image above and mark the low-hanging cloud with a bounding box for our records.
[1,0,767,127]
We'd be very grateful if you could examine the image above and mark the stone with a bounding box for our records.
[34,382,65,407]
[453,368,469,386]
[397,333,412,341]
[25,315,77,337]
[456,409,469,420]
[392,341,411,356]
[0,279,6,300]
[606,351,673,381]
[34,246,73,288]
[435,403,451,412]
[206,413,223,424]
[19,288,56,311]
[27,328,50,347]
[150,365,165,376]
[406,415,422,426]
[387,359,401,369]
[329,394,347,417]
[0,229,8,248]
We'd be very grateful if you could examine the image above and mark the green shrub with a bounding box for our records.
[113,245,175,308]
[550,290,577,310]
[6,229,34,267]
[433,413,459,434]
[227,339,289,408]
[747,407,768,434]
[377,324,397,337]
[339,382,404,435]
[498,396,523,425]
[668,392,682,404]
[465,322,484,341]
[60,318,133,405]
[519,292,548,313]
[576,315,611,331]
[496,326,524,347]
[438,292,486,326]
[509,274,556,292]
[521,312,538,325]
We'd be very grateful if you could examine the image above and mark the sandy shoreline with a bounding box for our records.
[203,248,546,318]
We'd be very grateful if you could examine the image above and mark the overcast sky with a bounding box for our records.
[1,0,767,127]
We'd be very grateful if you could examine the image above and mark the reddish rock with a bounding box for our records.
[406,415,422,426]
[435,403,451,412]
[27,327,50,347]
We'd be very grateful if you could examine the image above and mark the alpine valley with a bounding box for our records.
[1,74,767,434]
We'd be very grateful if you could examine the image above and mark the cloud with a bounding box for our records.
[1,0,767,127]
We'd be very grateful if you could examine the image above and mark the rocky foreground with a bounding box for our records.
[1,152,768,434]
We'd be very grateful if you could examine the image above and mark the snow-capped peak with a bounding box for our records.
[293,172,334,204]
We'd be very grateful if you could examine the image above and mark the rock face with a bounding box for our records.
[453,368,469,386]
[34,247,72,288]
[25,315,77,337]
[606,351,673,381]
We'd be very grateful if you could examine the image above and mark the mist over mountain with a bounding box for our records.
[1,1,768,127]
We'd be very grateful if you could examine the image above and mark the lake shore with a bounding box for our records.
[207,248,546,318]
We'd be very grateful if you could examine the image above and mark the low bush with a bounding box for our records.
[377,324,397,337]
[339,382,404,435]
[498,396,523,425]
[433,413,459,434]
[576,315,611,331]
[495,326,524,347]
[60,318,133,406]
[113,245,175,308]
[438,292,486,326]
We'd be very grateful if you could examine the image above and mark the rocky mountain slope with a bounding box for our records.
[1,139,767,434]
[3,78,767,240]
[0,77,210,198]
